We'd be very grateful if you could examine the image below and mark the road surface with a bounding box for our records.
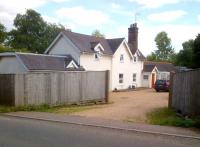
[0,116,199,147]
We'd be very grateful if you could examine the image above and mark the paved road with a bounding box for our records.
[0,116,199,147]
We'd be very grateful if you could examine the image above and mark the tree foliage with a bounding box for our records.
[175,40,194,68]
[147,31,175,62]
[0,22,6,44]
[92,30,105,38]
[7,9,64,53]
[193,34,200,68]
[0,44,28,53]
[174,34,200,69]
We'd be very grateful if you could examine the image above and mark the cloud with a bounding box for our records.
[43,15,60,24]
[111,3,120,9]
[51,0,71,3]
[138,24,200,56]
[198,15,200,22]
[56,6,112,27]
[128,0,180,8]
[0,0,71,30]
[105,22,200,56]
[0,12,15,30]
[148,10,187,22]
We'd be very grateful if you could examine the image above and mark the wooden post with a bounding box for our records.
[168,71,175,108]
[105,70,110,103]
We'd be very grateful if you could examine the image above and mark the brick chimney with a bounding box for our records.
[128,23,138,51]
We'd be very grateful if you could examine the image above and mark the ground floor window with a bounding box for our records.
[161,73,167,80]
[143,75,149,80]
[133,73,136,82]
[119,73,124,83]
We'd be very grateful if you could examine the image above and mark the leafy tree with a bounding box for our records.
[0,22,6,44]
[0,44,28,53]
[147,31,174,62]
[7,9,63,53]
[175,40,194,68]
[147,52,160,61]
[92,30,105,38]
[193,34,200,68]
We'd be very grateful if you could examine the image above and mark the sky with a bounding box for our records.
[0,0,200,56]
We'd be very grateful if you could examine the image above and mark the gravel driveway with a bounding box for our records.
[73,89,168,123]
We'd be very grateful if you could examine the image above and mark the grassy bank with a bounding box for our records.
[147,107,200,128]
[0,103,106,114]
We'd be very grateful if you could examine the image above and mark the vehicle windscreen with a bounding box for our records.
[156,80,165,84]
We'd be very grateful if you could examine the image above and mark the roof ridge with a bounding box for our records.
[16,52,67,58]
[145,61,172,64]
[106,38,125,40]
[62,30,105,39]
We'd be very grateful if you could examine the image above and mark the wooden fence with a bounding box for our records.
[0,71,109,106]
[169,69,200,116]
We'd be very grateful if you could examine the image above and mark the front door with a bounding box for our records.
[151,73,155,88]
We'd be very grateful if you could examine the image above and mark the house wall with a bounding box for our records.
[80,53,112,90]
[47,35,81,63]
[111,42,143,90]
[142,72,151,87]
[0,57,27,73]
[132,60,143,87]
[157,72,170,80]
[142,69,158,88]
[46,34,144,91]
[80,54,112,71]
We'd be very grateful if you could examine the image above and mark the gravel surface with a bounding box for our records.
[73,89,168,122]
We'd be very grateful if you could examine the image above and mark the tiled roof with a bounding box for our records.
[0,52,84,71]
[144,61,177,72]
[143,65,156,72]
[128,43,146,61]
[62,30,124,55]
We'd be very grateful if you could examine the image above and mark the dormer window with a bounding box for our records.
[120,54,124,63]
[92,42,104,61]
[95,50,101,60]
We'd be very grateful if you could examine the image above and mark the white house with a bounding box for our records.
[142,61,177,88]
[45,23,146,91]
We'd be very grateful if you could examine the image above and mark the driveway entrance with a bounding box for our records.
[73,89,168,122]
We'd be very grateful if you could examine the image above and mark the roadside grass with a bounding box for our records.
[0,103,108,114]
[147,107,200,128]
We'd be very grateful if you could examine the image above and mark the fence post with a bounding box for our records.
[105,70,110,103]
[168,71,175,108]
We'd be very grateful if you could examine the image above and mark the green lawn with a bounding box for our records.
[147,107,200,128]
[0,103,106,114]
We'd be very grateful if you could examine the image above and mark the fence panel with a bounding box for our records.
[170,69,200,116]
[0,71,109,106]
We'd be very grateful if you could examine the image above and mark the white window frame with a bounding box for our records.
[119,73,124,84]
[133,73,137,82]
[120,54,124,63]
[94,50,102,60]
[143,75,149,80]
[66,60,78,68]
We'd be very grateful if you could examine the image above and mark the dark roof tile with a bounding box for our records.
[144,61,177,72]
[16,53,82,71]
[62,30,124,55]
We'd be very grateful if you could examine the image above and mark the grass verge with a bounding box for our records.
[147,107,200,128]
[0,103,106,114]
